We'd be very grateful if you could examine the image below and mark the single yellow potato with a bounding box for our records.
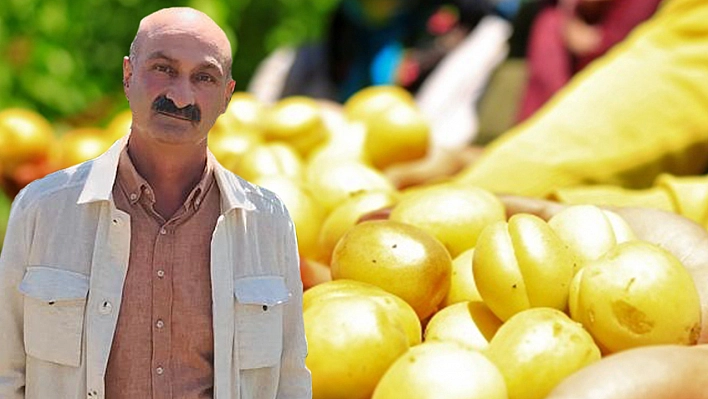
[0,108,55,173]
[234,142,303,182]
[570,240,702,354]
[217,91,266,132]
[344,85,429,170]
[305,160,396,213]
[303,279,422,346]
[548,205,636,267]
[305,295,409,399]
[372,341,507,399]
[331,220,452,320]
[58,128,113,169]
[473,214,576,321]
[361,101,430,170]
[317,190,398,264]
[390,184,506,258]
[208,127,263,172]
[344,85,416,121]
[486,308,601,399]
[424,301,502,351]
[442,248,482,307]
[306,110,367,165]
[263,96,328,157]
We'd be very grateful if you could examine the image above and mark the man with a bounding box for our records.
[0,7,311,399]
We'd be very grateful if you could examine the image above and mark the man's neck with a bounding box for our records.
[126,135,208,219]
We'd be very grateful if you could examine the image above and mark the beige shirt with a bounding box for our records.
[105,148,220,398]
[0,138,311,399]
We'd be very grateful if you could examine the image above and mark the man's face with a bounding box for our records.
[123,27,234,146]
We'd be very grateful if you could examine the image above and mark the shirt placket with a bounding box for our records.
[152,221,174,399]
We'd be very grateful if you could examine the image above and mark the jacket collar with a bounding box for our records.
[77,136,125,205]
[210,151,257,213]
[77,135,256,213]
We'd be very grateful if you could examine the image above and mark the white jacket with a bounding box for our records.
[0,139,312,399]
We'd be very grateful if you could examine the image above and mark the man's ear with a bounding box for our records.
[123,56,133,95]
[222,79,236,113]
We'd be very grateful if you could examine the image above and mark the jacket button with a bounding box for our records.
[99,301,112,315]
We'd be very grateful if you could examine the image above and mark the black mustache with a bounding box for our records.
[152,96,201,122]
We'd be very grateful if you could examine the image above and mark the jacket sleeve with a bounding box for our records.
[276,216,312,399]
[0,193,30,399]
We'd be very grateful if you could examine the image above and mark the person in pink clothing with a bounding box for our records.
[517,0,662,121]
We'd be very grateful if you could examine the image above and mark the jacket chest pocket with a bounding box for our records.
[19,266,89,367]
[234,276,291,370]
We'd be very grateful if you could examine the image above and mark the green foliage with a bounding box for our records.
[0,189,10,252]
[0,0,338,125]
[233,0,338,91]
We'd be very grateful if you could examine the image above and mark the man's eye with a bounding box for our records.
[154,65,174,75]
[196,73,215,83]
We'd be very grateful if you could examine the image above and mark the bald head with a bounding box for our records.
[129,7,233,78]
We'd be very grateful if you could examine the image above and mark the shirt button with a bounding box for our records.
[160,228,167,235]
[156,319,164,329]
[157,269,165,278]
[99,301,112,315]
[156,366,164,375]
[129,193,137,201]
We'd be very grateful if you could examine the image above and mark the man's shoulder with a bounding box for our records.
[216,166,290,216]
[13,161,94,212]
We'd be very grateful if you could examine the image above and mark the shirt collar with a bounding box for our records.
[116,145,151,205]
[78,134,255,212]
[185,155,215,211]
[115,145,215,211]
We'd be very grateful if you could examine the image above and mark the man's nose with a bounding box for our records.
[165,77,195,109]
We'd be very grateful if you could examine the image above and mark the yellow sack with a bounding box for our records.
[456,0,708,197]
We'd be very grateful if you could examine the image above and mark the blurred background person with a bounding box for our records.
[517,0,662,121]
[249,0,517,150]
[249,0,499,103]
[388,0,708,198]
[455,0,708,197]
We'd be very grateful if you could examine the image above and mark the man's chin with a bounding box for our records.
[150,116,201,133]
[143,123,201,143]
